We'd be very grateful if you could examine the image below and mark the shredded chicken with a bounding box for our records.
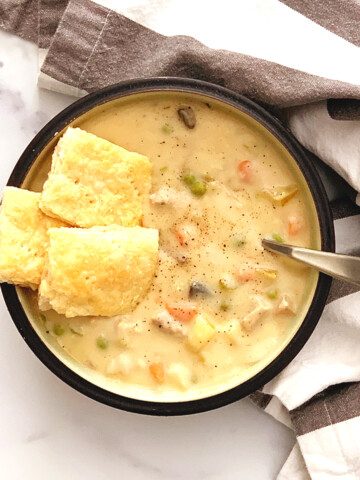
[152,310,187,337]
[208,180,243,208]
[160,246,190,264]
[276,294,295,315]
[241,295,271,332]
[150,186,190,208]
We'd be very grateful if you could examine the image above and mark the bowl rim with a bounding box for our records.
[1,77,335,416]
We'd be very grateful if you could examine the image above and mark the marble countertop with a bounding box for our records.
[0,29,338,480]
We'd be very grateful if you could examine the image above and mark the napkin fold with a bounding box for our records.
[1,1,360,479]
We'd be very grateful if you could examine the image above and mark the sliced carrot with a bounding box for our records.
[288,215,304,236]
[149,362,165,383]
[237,160,251,182]
[174,229,187,246]
[166,302,198,322]
[174,224,197,247]
[235,267,256,283]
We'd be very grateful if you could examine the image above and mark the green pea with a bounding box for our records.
[161,123,173,134]
[220,301,230,312]
[96,336,108,349]
[182,173,196,186]
[53,324,65,336]
[117,337,127,348]
[266,288,279,300]
[190,181,207,196]
[272,233,284,243]
[159,166,168,174]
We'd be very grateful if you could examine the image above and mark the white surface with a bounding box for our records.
[0,31,295,480]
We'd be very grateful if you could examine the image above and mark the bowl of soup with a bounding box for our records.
[1,78,334,415]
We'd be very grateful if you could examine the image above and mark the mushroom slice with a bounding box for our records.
[177,106,196,129]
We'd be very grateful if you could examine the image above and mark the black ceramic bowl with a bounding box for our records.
[1,78,334,415]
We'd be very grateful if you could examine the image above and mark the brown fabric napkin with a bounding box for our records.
[43,0,360,111]
[39,0,69,51]
[0,0,38,43]
[281,0,360,47]
[2,0,360,120]
[1,1,360,479]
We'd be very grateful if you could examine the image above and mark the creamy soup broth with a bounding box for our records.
[23,92,319,401]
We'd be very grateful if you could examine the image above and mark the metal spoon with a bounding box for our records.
[262,239,360,287]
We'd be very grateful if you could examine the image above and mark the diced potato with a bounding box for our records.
[107,353,133,375]
[244,337,277,365]
[187,314,216,351]
[200,340,235,367]
[219,273,238,290]
[167,363,191,390]
[241,296,271,332]
[259,185,298,206]
[137,359,147,369]
[221,320,243,343]
[256,268,277,281]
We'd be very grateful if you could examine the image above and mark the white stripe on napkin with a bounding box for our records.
[39,70,88,97]
[288,103,360,194]
[334,214,360,254]
[92,0,360,85]
[297,417,360,479]
[277,444,310,480]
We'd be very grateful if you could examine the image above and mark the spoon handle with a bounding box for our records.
[262,239,360,287]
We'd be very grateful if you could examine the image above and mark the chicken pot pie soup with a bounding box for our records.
[12,91,321,403]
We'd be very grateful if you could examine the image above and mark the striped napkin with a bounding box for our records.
[1,1,360,478]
